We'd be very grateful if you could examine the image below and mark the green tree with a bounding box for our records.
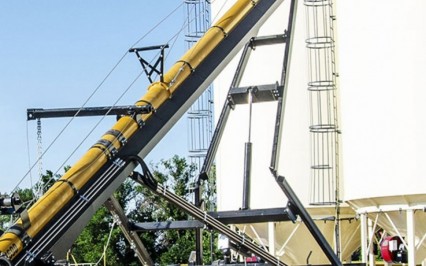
[0,215,11,233]
[71,206,123,265]
[0,169,62,232]
[5,157,219,265]
[33,169,63,196]
[127,155,198,264]
[125,155,220,265]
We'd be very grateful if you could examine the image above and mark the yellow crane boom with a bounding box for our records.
[0,0,283,265]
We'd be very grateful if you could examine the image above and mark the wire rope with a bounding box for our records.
[14,159,125,265]
[13,49,130,194]
[14,2,186,196]
[49,2,192,183]
[11,2,217,244]
[16,0,215,223]
[50,2,191,183]
[12,3,193,222]
[25,121,35,199]
[94,219,117,266]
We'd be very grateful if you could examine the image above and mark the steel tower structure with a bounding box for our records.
[185,0,214,171]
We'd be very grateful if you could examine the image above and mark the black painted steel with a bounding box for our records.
[228,84,281,105]
[242,142,252,210]
[130,220,204,231]
[104,197,153,265]
[273,174,341,266]
[270,0,297,171]
[26,105,153,120]
[250,34,287,47]
[132,172,288,266]
[209,207,291,224]
[129,44,169,83]
[14,1,283,263]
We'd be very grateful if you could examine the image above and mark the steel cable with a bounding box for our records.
[134,175,288,266]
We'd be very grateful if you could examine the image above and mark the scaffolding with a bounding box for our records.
[185,0,214,171]
[305,0,340,206]
[305,0,341,258]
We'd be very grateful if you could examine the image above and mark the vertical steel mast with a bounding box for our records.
[184,1,214,263]
[185,1,214,170]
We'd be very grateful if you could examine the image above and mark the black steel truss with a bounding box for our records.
[129,44,169,83]
[189,0,341,264]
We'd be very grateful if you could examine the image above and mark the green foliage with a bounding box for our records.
[202,230,223,263]
[14,187,33,203]
[67,155,219,265]
[0,215,11,232]
[150,156,221,265]
[0,169,63,231]
[33,169,59,195]
[2,157,219,265]
[71,206,125,265]
[159,231,196,265]
[127,155,199,264]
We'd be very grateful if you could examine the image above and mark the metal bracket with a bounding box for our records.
[129,44,169,83]
[0,193,23,215]
[228,83,281,105]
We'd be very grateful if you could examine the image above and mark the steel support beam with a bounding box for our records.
[250,34,287,47]
[104,197,153,266]
[209,207,291,224]
[360,213,368,264]
[367,218,375,266]
[273,174,341,266]
[27,105,153,120]
[228,84,281,105]
[130,207,292,230]
[270,0,297,171]
[194,32,256,265]
[130,220,204,231]
[407,209,415,266]
[131,170,287,266]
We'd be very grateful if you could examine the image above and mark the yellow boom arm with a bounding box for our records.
[0,0,283,264]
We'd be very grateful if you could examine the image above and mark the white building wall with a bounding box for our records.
[337,0,426,201]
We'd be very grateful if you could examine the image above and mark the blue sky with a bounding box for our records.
[0,1,191,193]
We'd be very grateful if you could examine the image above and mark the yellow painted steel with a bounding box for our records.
[0,0,262,261]
[214,0,258,35]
